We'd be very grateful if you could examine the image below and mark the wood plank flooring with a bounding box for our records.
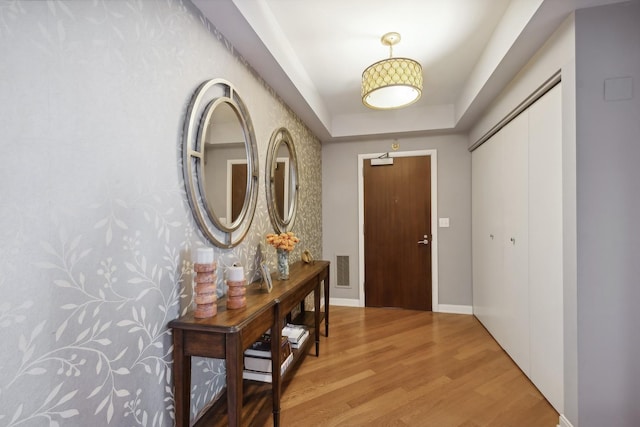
[195,306,559,427]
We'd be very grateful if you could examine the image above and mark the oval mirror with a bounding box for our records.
[183,79,258,248]
[265,127,298,233]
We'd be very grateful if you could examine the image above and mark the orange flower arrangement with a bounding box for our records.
[266,232,299,252]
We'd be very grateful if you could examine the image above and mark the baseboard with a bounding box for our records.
[558,414,574,427]
[329,298,362,307]
[328,300,473,313]
[436,304,473,315]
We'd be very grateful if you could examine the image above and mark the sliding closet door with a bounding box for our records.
[472,135,502,335]
[472,83,564,413]
[471,141,489,322]
[473,113,529,370]
[500,113,530,373]
[528,84,564,412]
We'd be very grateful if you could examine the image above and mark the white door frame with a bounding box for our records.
[357,149,439,311]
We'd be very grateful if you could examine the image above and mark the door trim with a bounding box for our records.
[357,149,439,311]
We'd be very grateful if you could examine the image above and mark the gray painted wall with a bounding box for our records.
[575,3,640,426]
[0,1,322,425]
[322,135,472,307]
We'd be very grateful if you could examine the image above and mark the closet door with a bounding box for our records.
[471,141,489,321]
[500,113,530,373]
[472,83,564,413]
[528,84,564,412]
[472,129,504,340]
[472,137,497,331]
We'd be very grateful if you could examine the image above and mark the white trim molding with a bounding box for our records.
[327,300,473,314]
[436,304,473,315]
[558,414,574,427]
[329,298,362,308]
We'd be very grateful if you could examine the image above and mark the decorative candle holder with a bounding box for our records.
[194,262,217,318]
[193,248,217,318]
[226,265,246,310]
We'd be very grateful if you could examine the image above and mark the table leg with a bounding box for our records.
[324,266,330,337]
[172,329,191,427]
[314,280,321,357]
[226,333,243,427]
[271,304,282,427]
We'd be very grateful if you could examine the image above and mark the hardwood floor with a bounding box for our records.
[195,306,559,427]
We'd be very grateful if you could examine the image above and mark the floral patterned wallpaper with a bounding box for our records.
[0,1,322,426]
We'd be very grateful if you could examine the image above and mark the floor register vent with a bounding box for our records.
[336,255,350,287]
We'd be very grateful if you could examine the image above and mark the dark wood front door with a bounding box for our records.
[364,155,432,311]
[274,161,286,219]
[231,163,247,222]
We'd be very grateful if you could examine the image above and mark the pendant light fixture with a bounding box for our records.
[362,32,423,110]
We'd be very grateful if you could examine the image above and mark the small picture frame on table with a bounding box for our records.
[260,261,273,293]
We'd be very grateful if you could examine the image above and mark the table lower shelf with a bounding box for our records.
[290,310,327,337]
[193,345,312,427]
[193,381,272,427]
[193,311,327,427]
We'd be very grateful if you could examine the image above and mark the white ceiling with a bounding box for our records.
[192,0,628,143]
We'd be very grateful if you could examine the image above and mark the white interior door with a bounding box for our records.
[472,139,491,324]
[501,112,530,374]
[528,84,564,412]
[473,132,503,338]
[485,130,506,344]
[472,82,564,414]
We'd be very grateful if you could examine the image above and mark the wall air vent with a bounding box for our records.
[336,255,350,287]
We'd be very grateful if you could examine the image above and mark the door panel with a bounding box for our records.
[473,113,529,373]
[363,156,432,311]
[528,84,564,412]
[500,113,530,373]
[231,163,247,223]
[471,84,563,413]
[274,161,286,219]
[483,129,505,342]
[472,139,496,326]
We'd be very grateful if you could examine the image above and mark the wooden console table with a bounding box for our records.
[169,260,330,427]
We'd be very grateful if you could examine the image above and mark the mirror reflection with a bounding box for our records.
[265,127,298,233]
[201,102,248,226]
[273,143,291,220]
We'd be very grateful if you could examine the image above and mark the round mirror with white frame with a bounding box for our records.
[265,127,298,233]
[183,79,259,248]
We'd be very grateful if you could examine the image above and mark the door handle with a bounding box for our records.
[418,238,429,245]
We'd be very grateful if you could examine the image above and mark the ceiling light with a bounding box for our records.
[362,32,423,110]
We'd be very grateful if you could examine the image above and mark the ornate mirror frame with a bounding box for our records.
[265,127,299,233]
[183,79,259,248]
